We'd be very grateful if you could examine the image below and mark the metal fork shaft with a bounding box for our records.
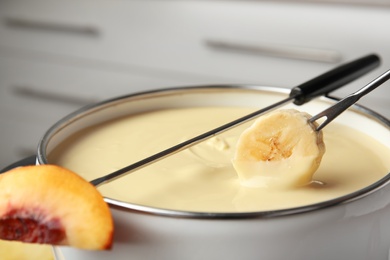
[310,69,390,131]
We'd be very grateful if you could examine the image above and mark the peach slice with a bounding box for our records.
[0,165,113,250]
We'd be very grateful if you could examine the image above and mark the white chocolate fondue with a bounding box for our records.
[49,107,390,212]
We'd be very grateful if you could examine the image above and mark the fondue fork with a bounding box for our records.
[90,54,380,187]
[310,69,390,131]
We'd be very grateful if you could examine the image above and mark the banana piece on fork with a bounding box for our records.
[232,109,325,189]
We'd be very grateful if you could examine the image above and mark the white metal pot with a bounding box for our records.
[36,86,390,260]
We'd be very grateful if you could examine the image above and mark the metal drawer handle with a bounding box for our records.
[205,39,342,63]
[4,17,99,37]
[11,85,97,106]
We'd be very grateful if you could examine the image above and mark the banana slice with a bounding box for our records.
[232,109,325,188]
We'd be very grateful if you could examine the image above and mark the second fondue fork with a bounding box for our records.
[310,69,390,131]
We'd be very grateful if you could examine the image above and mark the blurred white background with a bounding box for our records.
[0,0,389,168]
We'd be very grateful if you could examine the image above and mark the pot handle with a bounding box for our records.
[0,155,37,173]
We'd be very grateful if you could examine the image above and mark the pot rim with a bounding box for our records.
[37,85,390,219]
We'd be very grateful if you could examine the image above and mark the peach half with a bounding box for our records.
[0,165,113,250]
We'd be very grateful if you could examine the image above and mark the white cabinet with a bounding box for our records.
[1,0,390,168]
[0,55,220,167]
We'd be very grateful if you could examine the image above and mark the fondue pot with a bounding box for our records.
[10,86,390,260]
